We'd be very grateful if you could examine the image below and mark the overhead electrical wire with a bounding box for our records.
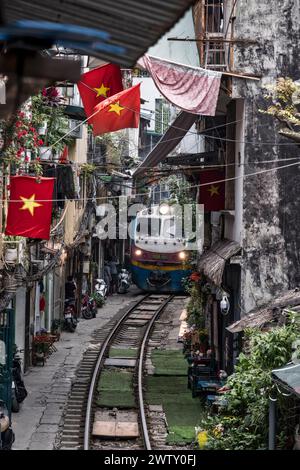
[5,158,300,204]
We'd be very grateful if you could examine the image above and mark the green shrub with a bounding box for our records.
[199,321,300,450]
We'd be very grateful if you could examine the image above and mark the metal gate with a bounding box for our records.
[0,309,15,417]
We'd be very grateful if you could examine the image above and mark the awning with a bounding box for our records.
[272,363,300,398]
[133,111,197,178]
[64,105,86,121]
[4,1,196,67]
[198,238,240,287]
[227,288,300,333]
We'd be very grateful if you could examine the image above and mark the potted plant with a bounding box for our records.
[37,121,47,135]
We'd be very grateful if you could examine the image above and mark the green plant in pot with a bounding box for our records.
[92,291,105,308]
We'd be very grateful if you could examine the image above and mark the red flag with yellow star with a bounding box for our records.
[199,170,225,211]
[77,64,123,123]
[91,83,140,135]
[5,176,55,239]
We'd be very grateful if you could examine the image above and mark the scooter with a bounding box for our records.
[117,269,131,294]
[11,349,27,413]
[81,294,97,320]
[0,400,14,450]
[63,299,77,333]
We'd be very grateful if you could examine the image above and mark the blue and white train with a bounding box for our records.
[130,204,192,293]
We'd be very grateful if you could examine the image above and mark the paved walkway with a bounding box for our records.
[12,290,143,450]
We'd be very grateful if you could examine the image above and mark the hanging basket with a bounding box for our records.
[38,122,47,135]
[4,248,18,263]
[40,146,52,160]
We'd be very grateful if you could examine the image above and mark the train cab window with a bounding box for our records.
[162,217,183,239]
[136,218,161,237]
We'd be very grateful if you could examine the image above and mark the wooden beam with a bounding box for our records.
[168,37,258,44]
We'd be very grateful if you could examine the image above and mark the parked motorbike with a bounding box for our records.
[93,278,108,306]
[63,298,77,333]
[81,294,97,320]
[11,349,27,413]
[117,269,131,294]
[0,400,14,450]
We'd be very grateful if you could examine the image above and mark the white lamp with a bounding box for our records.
[220,293,230,315]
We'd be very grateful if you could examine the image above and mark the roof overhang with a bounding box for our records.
[227,288,300,333]
[198,238,241,287]
[3,1,196,67]
[272,363,300,399]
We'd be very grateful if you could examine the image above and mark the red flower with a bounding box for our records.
[30,127,36,132]
[190,272,201,282]
[36,157,41,162]
[18,112,25,118]
[17,132,23,139]
[50,87,59,97]
[15,121,22,128]
[24,156,30,162]
[38,139,44,146]
[17,149,23,157]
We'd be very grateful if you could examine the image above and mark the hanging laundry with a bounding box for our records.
[137,54,221,116]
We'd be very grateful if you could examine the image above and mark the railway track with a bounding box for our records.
[58,294,173,450]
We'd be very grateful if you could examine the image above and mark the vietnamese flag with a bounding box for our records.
[91,83,140,136]
[5,176,55,239]
[77,63,123,123]
[199,170,225,211]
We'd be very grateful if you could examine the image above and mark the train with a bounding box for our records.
[130,204,192,293]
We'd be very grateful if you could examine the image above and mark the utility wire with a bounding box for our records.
[5,158,300,204]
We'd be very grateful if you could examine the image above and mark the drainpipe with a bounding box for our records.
[268,397,277,450]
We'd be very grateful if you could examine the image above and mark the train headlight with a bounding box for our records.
[135,249,142,256]
[159,203,170,215]
[178,251,186,260]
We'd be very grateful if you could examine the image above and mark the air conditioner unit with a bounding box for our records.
[69,119,83,139]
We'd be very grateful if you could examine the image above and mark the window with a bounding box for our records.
[136,218,161,237]
[162,217,185,239]
[206,1,224,34]
[155,99,171,135]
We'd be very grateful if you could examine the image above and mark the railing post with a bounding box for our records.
[268,397,277,450]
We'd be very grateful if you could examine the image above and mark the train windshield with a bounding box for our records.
[136,218,161,237]
[162,217,183,239]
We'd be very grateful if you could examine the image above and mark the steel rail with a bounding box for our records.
[138,295,173,450]
[83,294,149,450]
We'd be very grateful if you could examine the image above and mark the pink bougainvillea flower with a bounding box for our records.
[15,121,22,128]
[24,156,30,162]
[38,139,44,145]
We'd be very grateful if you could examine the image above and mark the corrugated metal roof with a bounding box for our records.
[3,0,196,67]
[272,363,300,398]
[133,111,197,178]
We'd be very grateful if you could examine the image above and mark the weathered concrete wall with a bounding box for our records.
[232,0,300,313]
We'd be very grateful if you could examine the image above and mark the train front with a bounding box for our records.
[130,205,192,293]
